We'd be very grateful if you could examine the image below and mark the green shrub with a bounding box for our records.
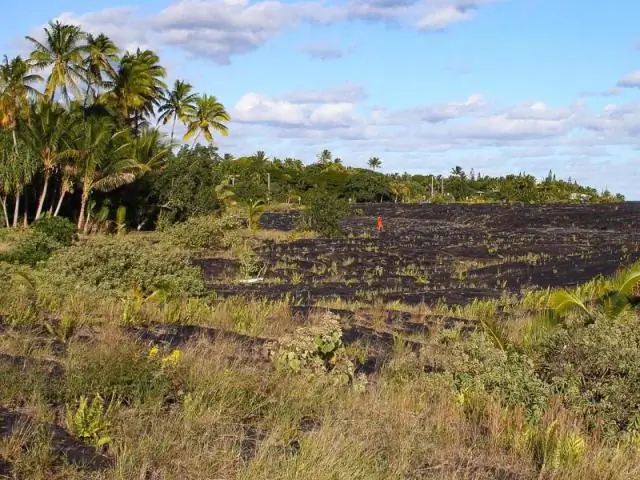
[163,213,241,250]
[65,394,117,447]
[0,217,77,266]
[31,216,77,246]
[44,235,205,296]
[297,189,349,237]
[273,313,359,387]
[539,315,640,436]
[0,232,62,266]
[431,331,550,421]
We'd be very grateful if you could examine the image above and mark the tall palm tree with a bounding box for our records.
[0,55,42,147]
[103,48,166,133]
[316,149,332,165]
[83,33,119,106]
[183,94,230,146]
[368,157,382,170]
[20,101,72,220]
[67,117,145,232]
[157,80,197,143]
[26,21,86,103]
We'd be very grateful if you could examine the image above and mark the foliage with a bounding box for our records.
[44,234,205,296]
[246,199,265,232]
[151,144,222,225]
[31,215,77,246]
[297,189,349,237]
[121,286,167,326]
[162,213,228,250]
[539,314,640,436]
[65,393,117,447]
[0,217,76,265]
[435,332,551,421]
[273,313,358,387]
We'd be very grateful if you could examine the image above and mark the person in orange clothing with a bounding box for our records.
[376,216,384,232]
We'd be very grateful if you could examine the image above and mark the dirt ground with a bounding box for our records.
[200,203,640,305]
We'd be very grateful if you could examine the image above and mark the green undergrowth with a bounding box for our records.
[2,224,640,478]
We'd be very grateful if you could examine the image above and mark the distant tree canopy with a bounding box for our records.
[0,22,622,232]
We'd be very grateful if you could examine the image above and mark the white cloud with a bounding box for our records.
[233,84,361,128]
[53,7,151,53]
[617,71,640,89]
[229,84,640,155]
[37,0,498,65]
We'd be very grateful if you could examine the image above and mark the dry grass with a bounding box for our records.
[2,233,640,479]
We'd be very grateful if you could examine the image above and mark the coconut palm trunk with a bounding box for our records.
[12,191,20,227]
[77,192,88,231]
[0,197,9,227]
[170,115,176,143]
[34,170,50,220]
[53,190,66,216]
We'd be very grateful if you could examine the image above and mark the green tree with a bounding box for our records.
[316,149,332,165]
[184,94,230,145]
[103,48,166,133]
[158,79,197,143]
[367,157,381,170]
[83,33,119,106]
[26,21,86,103]
[67,117,144,232]
[20,101,72,220]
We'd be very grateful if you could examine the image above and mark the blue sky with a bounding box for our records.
[3,0,640,197]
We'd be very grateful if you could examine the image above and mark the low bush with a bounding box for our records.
[162,213,242,250]
[0,217,77,266]
[31,216,77,246]
[539,313,640,436]
[44,234,205,296]
[297,189,349,237]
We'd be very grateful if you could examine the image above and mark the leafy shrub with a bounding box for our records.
[0,232,59,266]
[0,217,77,266]
[162,213,241,250]
[31,216,77,246]
[297,189,349,237]
[432,331,550,421]
[44,235,205,296]
[273,313,359,387]
[539,314,640,436]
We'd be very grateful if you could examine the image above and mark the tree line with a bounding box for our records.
[0,22,621,233]
[0,21,229,232]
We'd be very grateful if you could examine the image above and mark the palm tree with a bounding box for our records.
[67,117,145,232]
[26,21,86,103]
[83,33,119,106]
[104,49,166,133]
[133,128,171,171]
[316,149,332,165]
[183,94,230,146]
[450,166,466,179]
[103,49,166,133]
[368,157,381,170]
[20,102,72,220]
[6,138,38,226]
[157,80,197,143]
[0,55,42,147]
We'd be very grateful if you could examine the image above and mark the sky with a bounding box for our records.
[2,0,640,197]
